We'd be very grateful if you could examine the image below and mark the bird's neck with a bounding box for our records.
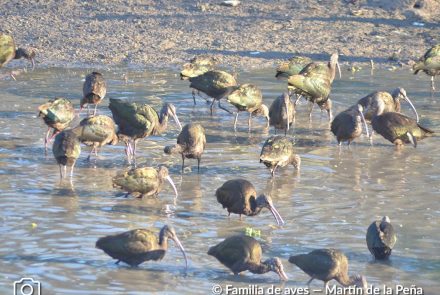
[158,235,168,251]
[154,114,168,135]
[328,61,337,82]
[245,261,270,274]
[393,100,401,112]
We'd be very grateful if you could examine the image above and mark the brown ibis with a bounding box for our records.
[109,98,182,165]
[331,104,369,146]
[164,123,206,173]
[0,32,35,79]
[96,225,188,270]
[269,92,296,135]
[287,53,341,120]
[208,235,288,281]
[226,83,269,131]
[38,97,75,152]
[112,166,178,198]
[260,136,301,177]
[413,44,440,91]
[189,70,238,114]
[366,216,397,260]
[215,179,285,226]
[275,56,312,79]
[289,249,367,289]
[52,129,81,179]
[81,72,107,116]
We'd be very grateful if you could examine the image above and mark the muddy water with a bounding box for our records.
[0,67,439,295]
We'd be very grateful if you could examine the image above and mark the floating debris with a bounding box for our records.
[412,22,425,27]
[245,227,261,238]
[221,0,240,7]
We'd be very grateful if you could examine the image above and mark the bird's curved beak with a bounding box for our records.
[267,202,285,226]
[277,264,288,281]
[171,234,188,271]
[284,94,290,132]
[358,105,370,138]
[403,94,419,123]
[166,175,178,197]
[170,110,182,131]
[337,61,342,79]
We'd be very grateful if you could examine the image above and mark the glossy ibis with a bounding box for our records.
[0,32,35,79]
[287,53,341,120]
[275,56,312,79]
[366,216,397,260]
[52,129,81,178]
[357,88,419,123]
[73,115,118,160]
[331,104,369,146]
[269,92,296,135]
[413,44,440,91]
[208,235,288,281]
[38,97,75,152]
[96,224,188,270]
[189,70,238,114]
[81,72,107,116]
[164,123,206,173]
[109,98,182,164]
[226,83,269,130]
[215,179,285,226]
[289,249,367,289]
[113,166,178,198]
[260,136,301,177]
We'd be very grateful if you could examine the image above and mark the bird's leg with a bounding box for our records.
[115,260,121,265]
[48,130,60,142]
[271,165,278,177]
[431,76,435,92]
[210,98,216,115]
[306,277,314,287]
[197,157,201,173]
[327,108,332,122]
[192,89,197,105]
[70,162,75,178]
[369,130,374,146]
[248,112,252,132]
[124,192,130,198]
[239,214,242,221]
[218,100,233,114]
[294,94,301,106]
[181,154,185,173]
[64,165,67,179]
[133,139,138,167]
[59,164,64,179]
[233,112,239,131]
[44,128,52,153]
[93,104,98,116]
[87,147,95,161]
[308,102,314,120]
[95,147,99,156]
[86,104,90,116]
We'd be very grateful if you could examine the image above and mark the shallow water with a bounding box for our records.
[0,67,439,295]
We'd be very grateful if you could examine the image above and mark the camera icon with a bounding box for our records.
[13,278,41,295]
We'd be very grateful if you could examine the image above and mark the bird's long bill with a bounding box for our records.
[284,95,290,131]
[337,62,342,79]
[268,203,285,226]
[403,95,419,123]
[277,264,289,281]
[166,175,178,197]
[172,235,188,271]
[358,108,370,138]
[171,112,183,131]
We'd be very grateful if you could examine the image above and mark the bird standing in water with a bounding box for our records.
[164,123,206,173]
[0,32,35,79]
[96,224,188,270]
[52,129,81,179]
[331,104,369,146]
[260,136,301,177]
[366,216,397,260]
[413,44,440,91]
[81,72,107,116]
[208,235,288,281]
[269,92,296,135]
[215,179,285,226]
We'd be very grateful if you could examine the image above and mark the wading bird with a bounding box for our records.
[331,104,369,146]
[208,235,288,281]
[0,32,35,79]
[52,129,81,179]
[96,224,188,270]
[413,44,440,91]
[366,216,397,260]
[112,166,178,198]
[180,56,217,81]
[109,98,182,165]
[269,92,296,135]
[73,115,118,160]
[215,179,285,226]
[287,53,341,120]
[226,83,269,130]
[164,123,206,173]
[260,136,301,177]
[38,97,75,152]
[189,70,238,114]
[80,72,107,116]
[275,56,312,79]
[289,249,367,289]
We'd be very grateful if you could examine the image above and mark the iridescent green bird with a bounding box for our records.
[189,70,238,114]
[164,123,206,173]
[275,56,312,79]
[287,53,341,120]
[52,129,81,179]
[180,56,217,80]
[331,104,369,146]
[80,72,107,116]
[260,136,301,177]
[72,115,118,160]
[38,97,75,152]
[226,83,269,131]
[109,98,182,165]
[413,44,440,91]
[208,235,288,281]
[113,166,178,198]
[289,249,367,289]
[269,92,296,135]
[96,225,188,270]
[0,33,35,79]
[366,216,397,260]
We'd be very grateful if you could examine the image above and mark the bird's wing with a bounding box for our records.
[227,84,262,110]
[96,229,157,256]
[84,73,107,98]
[0,34,15,66]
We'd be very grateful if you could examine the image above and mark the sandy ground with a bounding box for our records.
[1,0,439,70]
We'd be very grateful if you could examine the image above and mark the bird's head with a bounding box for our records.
[264,257,288,281]
[158,166,178,197]
[329,53,341,79]
[382,216,391,223]
[252,104,269,121]
[15,47,36,70]
[180,63,196,80]
[162,103,183,131]
[164,144,181,155]
[391,88,419,122]
[256,194,285,226]
[160,225,188,271]
[350,274,368,290]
